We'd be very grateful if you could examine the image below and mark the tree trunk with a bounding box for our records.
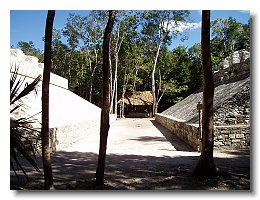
[151,42,162,116]
[119,68,127,118]
[114,76,118,116]
[89,74,93,102]
[109,37,113,104]
[96,10,116,186]
[110,22,124,115]
[193,10,217,176]
[88,48,98,103]
[41,10,55,190]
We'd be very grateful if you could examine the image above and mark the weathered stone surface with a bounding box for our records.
[155,113,200,151]
[156,113,250,151]
[218,49,250,70]
[156,49,250,151]
[161,74,250,125]
[10,48,68,89]
[214,125,250,150]
[214,83,250,126]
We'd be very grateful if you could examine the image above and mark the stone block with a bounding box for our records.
[231,139,240,143]
[235,133,244,139]
[215,141,224,146]
[217,135,224,140]
[224,142,231,146]
[229,134,236,139]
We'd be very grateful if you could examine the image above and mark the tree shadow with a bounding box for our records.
[11,150,250,190]
[150,119,195,152]
[128,136,167,142]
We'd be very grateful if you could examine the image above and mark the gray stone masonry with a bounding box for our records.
[214,125,250,150]
[155,113,200,151]
[50,119,100,152]
[156,114,250,151]
[49,114,117,152]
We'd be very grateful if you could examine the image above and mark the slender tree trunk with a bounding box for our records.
[87,50,93,102]
[41,10,55,190]
[109,37,113,104]
[121,85,126,118]
[89,75,93,102]
[156,69,166,113]
[114,76,117,116]
[133,68,138,91]
[89,63,96,103]
[110,22,124,115]
[150,11,171,116]
[120,67,128,118]
[151,42,162,116]
[96,10,116,186]
[193,10,217,176]
[110,55,119,114]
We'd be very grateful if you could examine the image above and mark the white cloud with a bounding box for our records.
[168,21,202,33]
[239,10,250,14]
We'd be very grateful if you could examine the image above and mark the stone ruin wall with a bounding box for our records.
[213,82,250,150]
[214,83,250,126]
[10,48,68,89]
[156,49,251,151]
[214,49,250,83]
[213,49,250,150]
[10,49,104,154]
[155,114,200,151]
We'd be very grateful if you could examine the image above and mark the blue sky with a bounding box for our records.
[10,10,250,52]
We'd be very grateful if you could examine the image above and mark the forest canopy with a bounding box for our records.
[13,11,250,113]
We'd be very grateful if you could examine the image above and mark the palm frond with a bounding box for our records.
[11,75,41,105]
[10,103,22,113]
[10,67,42,180]
[10,74,26,105]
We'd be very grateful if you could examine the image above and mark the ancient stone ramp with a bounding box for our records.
[10,48,103,151]
[13,77,102,151]
[161,73,250,124]
[49,85,101,127]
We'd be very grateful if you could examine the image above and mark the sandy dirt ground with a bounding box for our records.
[10,118,250,190]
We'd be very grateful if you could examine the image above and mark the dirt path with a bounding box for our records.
[11,118,250,190]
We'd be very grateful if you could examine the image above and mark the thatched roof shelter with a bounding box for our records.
[118,91,153,106]
[117,91,153,117]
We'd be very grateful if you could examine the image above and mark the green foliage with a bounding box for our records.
[14,12,250,112]
[211,17,250,70]
[17,41,44,62]
[10,68,41,179]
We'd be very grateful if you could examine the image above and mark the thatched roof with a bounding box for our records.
[118,91,153,106]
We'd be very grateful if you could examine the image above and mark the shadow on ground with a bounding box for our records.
[10,119,250,190]
[11,150,250,190]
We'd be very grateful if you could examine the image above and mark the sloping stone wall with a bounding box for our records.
[10,49,107,154]
[214,82,250,126]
